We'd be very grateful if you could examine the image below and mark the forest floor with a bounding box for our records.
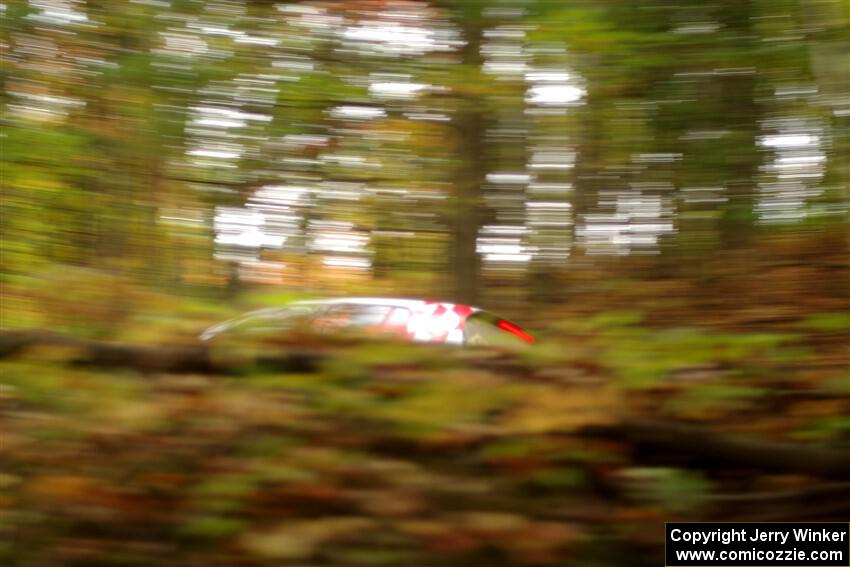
[1,233,848,566]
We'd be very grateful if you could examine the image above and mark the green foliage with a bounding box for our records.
[570,320,803,388]
[620,467,714,515]
[799,312,850,333]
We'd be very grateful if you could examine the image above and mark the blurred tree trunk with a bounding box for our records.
[450,19,486,305]
[717,0,761,249]
[572,79,607,258]
[804,0,850,227]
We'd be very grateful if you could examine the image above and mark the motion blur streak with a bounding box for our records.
[1,1,848,566]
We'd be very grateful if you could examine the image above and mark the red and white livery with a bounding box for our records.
[200,297,534,346]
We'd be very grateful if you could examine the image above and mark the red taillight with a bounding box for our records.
[496,320,535,343]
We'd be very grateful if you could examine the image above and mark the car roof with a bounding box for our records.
[201,298,532,345]
[292,297,482,313]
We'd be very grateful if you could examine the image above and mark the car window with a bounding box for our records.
[312,304,394,332]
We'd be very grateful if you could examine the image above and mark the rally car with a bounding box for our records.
[200,297,534,347]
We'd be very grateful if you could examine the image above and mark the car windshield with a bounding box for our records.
[201,306,315,340]
[464,311,534,347]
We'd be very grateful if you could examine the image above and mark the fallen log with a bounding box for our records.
[0,329,320,374]
[705,482,850,520]
[581,419,850,479]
